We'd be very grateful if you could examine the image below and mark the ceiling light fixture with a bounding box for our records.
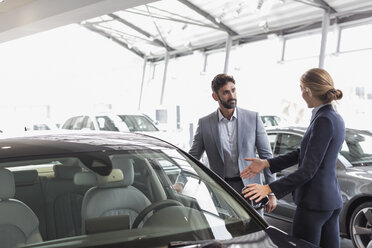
[0,0,5,3]
[258,20,269,33]
[233,3,243,17]
[233,8,241,17]
[215,10,226,24]
[184,41,192,49]
[257,0,264,10]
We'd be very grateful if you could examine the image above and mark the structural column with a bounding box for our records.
[319,10,330,68]
[137,57,147,111]
[223,35,232,73]
[160,51,169,105]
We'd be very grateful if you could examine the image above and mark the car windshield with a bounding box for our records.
[118,115,159,132]
[340,130,372,166]
[2,148,262,248]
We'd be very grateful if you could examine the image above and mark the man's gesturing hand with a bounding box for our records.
[240,158,270,179]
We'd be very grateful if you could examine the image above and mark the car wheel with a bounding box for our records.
[350,201,372,248]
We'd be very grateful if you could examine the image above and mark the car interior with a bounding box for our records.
[0,151,259,248]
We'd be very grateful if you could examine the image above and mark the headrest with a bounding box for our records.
[13,170,38,186]
[74,169,124,187]
[54,164,82,180]
[111,156,134,187]
[0,168,15,200]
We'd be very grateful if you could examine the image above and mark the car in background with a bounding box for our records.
[61,113,159,133]
[260,115,284,128]
[61,113,190,150]
[24,120,59,131]
[0,119,58,134]
[265,126,372,248]
[0,132,317,248]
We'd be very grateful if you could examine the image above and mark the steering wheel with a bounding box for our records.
[132,199,183,228]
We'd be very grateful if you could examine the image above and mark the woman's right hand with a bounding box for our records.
[240,158,269,179]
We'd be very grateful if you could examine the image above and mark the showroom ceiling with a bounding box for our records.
[80,0,372,61]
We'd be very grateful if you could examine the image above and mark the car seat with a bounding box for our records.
[0,168,43,248]
[74,157,151,234]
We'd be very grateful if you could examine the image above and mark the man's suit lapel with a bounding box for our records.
[210,110,224,162]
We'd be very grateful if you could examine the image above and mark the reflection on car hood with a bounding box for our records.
[345,165,372,181]
[170,227,318,248]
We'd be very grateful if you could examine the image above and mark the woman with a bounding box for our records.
[240,68,345,248]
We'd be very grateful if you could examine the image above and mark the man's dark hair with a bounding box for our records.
[211,74,235,94]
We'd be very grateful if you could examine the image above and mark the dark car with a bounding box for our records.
[0,131,317,248]
[265,126,372,248]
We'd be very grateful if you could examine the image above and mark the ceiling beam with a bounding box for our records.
[314,0,337,13]
[123,9,218,29]
[82,24,145,58]
[148,9,372,62]
[108,13,174,51]
[177,0,238,36]
[293,0,337,13]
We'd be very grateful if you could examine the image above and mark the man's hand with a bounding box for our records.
[240,158,269,179]
[241,183,272,203]
[172,183,184,194]
[265,195,277,213]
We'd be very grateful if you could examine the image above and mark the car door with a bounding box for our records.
[267,131,302,222]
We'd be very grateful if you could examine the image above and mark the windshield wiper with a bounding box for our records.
[169,240,223,248]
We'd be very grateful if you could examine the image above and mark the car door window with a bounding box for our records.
[62,117,74,129]
[276,133,302,155]
[267,133,277,151]
[85,117,95,130]
[119,115,158,132]
[96,116,119,131]
[71,116,85,130]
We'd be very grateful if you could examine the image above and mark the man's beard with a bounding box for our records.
[218,95,237,109]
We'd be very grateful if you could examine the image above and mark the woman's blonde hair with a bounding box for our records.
[301,68,343,103]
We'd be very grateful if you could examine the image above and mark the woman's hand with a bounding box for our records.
[265,195,277,213]
[240,158,269,179]
[242,183,272,203]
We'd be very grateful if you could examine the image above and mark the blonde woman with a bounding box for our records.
[240,68,345,248]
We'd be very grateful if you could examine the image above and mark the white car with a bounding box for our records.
[60,113,189,149]
[61,113,159,133]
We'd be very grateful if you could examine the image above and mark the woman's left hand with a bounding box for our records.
[242,184,272,203]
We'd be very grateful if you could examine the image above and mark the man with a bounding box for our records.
[188,73,277,213]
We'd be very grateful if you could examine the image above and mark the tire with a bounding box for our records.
[349,201,372,248]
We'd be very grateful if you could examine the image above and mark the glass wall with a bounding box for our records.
[0,19,371,140]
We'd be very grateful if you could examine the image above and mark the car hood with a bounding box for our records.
[345,165,372,181]
[169,227,318,248]
[25,226,318,248]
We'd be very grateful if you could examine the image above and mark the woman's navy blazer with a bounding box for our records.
[268,104,345,211]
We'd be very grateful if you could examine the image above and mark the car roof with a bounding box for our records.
[0,131,174,160]
[266,126,372,135]
[68,112,149,117]
[266,126,307,133]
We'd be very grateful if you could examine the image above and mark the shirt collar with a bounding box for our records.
[311,103,329,121]
[218,108,237,121]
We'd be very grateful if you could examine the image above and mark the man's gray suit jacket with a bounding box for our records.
[189,107,275,187]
